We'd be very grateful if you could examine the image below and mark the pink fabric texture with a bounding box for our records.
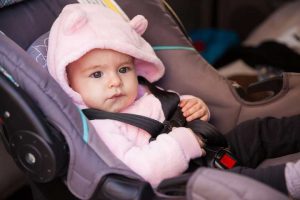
[47,3,165,105]
[47,3,203,186]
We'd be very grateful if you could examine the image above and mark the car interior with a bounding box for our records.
[1,0,300,199]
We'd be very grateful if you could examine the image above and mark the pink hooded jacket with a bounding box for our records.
[47,4,203,186]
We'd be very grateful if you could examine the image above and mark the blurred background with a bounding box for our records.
[166,0,300,87]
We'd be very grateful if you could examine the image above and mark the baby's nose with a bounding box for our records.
[108,74,122,88]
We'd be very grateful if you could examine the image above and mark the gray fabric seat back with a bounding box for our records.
[115,0,300,134]
[0,28,141,200]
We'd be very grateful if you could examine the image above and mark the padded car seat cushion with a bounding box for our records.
[1,31,140,200]
[27,32,49,69]
[0,0,24,8]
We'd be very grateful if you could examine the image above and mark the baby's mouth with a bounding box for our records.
[108,93,124,100]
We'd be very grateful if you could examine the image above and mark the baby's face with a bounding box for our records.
[67,49,138,112]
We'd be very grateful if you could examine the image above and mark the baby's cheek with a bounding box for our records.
[85,95,103,109]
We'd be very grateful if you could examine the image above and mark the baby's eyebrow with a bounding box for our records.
[119,59,135,67]
[82,65,103,73]
[120,56,134,64]
[120,61,134,66]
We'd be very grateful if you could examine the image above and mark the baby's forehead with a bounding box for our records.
[80,49,133,65]
[68,52,135,73]
[88,48,134,60]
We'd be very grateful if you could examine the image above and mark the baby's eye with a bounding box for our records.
[119,66,131,74]
[90,71,103,78]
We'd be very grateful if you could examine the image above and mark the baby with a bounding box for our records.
[47,3,208,186]
[47,4,300,198]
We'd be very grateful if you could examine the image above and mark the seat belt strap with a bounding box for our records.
[82,108,164,138]
[137,77,180,119]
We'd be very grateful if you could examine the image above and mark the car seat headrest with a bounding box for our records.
[0,0,25,8]
[27,32,49,70]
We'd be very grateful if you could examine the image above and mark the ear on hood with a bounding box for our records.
[63,8,88,35]
[129,15,148,35]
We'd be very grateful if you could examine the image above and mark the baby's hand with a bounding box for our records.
[179,98,209,122]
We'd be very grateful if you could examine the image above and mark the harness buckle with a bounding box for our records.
[213,148,239,169]
[162,120,182,133]
[162,121,173,133]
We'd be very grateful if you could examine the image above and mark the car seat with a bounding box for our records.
[219,0,300,79]
[0,0,298,199]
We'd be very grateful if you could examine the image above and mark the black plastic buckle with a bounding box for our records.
[162,120,180,133]
[213,148,239,169]
[162,121,173,133]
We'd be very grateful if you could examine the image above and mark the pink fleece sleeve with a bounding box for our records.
[122,128,203,187]
[93,121,202,187]
[123,128,202,187]
[168,127,203,159]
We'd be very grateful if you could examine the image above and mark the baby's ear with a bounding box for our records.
[63,8,88,35]
[129,15,148,35]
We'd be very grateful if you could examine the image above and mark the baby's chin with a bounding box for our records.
[94,97,136,113]
[102,104,128,113]
[112,101,135,113]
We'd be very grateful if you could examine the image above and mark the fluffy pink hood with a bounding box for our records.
[47,4,165,105]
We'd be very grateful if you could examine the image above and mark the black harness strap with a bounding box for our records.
[137,77,180,119]
[137,77,187,134]
[82,108,164,138]
[137,77,227,147]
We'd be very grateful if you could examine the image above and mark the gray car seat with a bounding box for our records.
[0,0,298,199]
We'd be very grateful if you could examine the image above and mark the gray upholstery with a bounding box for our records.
[0,2,28,197]
[0,30,23,199]
[0,0,24,8]
[1,25,140,199]
[259,152,300,168]
[27,32,49,69]
[0,1,74,197]
[0,0,74,50]
[187,168,288,200]
[115,0,300,134]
